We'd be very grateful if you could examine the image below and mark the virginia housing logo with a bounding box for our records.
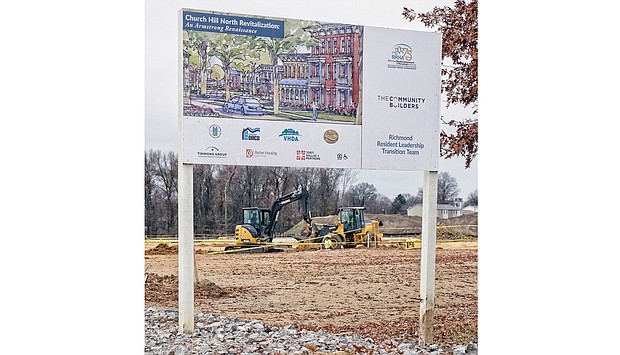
[279,128,301,142]
[242,127,260,141]
[388,43,416,70]
[197,146,227,158]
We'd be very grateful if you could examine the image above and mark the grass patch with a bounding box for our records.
[279,110,356,123]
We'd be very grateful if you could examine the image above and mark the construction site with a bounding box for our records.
[144,205,478,348]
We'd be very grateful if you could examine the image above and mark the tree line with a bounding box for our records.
[145,150,475,236]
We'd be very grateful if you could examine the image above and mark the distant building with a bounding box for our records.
[462,205,478,215]
[407,199,467,219]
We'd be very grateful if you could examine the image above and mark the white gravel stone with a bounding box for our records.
[144,308,475,355]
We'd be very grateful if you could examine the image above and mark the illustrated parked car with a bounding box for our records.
[224,96,265,116]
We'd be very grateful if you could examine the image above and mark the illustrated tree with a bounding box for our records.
[241,41,272,96]
[209,34,250,101]
[185,32,213,95]
[403,0,478,168]
[232,62,252,93]
[210,64,225,85]
[255,20,318,114]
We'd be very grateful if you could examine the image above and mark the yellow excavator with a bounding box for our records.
[224,186,383,252]
[224,186,312,252]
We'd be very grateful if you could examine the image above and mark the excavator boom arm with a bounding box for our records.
[264,186,311,240]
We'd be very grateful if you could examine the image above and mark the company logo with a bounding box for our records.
[388,43,416,70]
[323,129,339,144]
[197,146,227,158]
[246,148,278,158]
[209,124,222,138]
[279,128,301,142]
[336,153,349,161]
[376,95,425,110]
[242,127,261,141]
[296,149,321,161]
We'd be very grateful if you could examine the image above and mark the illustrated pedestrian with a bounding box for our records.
[311,101,318,121]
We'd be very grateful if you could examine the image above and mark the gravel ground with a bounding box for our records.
[145,308,478,355]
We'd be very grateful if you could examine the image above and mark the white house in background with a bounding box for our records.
[407,199,469,219]
[462,205,478,215]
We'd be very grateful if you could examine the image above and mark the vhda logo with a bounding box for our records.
[242,127,260,141]
[279,128,301,142]
[388,43,416,70]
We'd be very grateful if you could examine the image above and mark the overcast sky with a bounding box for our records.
[145,0,477,200]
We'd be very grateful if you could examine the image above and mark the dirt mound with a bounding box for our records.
[437,213,478,240]
[367,213,422,235]
[144,273,227,305]
[145,243,178,255]
[438,212,478,227]
[196,279,228,297]
[285,213,477,239]
[284,215,337,238]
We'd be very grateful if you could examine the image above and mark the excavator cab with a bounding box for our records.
[339,207,365,232]
[242,207,271,235]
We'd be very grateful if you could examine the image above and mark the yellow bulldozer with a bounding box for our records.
[313,207,383,249]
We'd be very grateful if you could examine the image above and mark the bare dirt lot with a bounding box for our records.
[144,242,477,347]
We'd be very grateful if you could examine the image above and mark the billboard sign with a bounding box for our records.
[180,9,441,171]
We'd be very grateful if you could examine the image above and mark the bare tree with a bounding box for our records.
[144,150,158,235]
[465,189,478,207]
[366,194,392,214]
[345,182,378,207]
[437,171,460,204]
[193,164,216,234]
[339,169,359,206]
